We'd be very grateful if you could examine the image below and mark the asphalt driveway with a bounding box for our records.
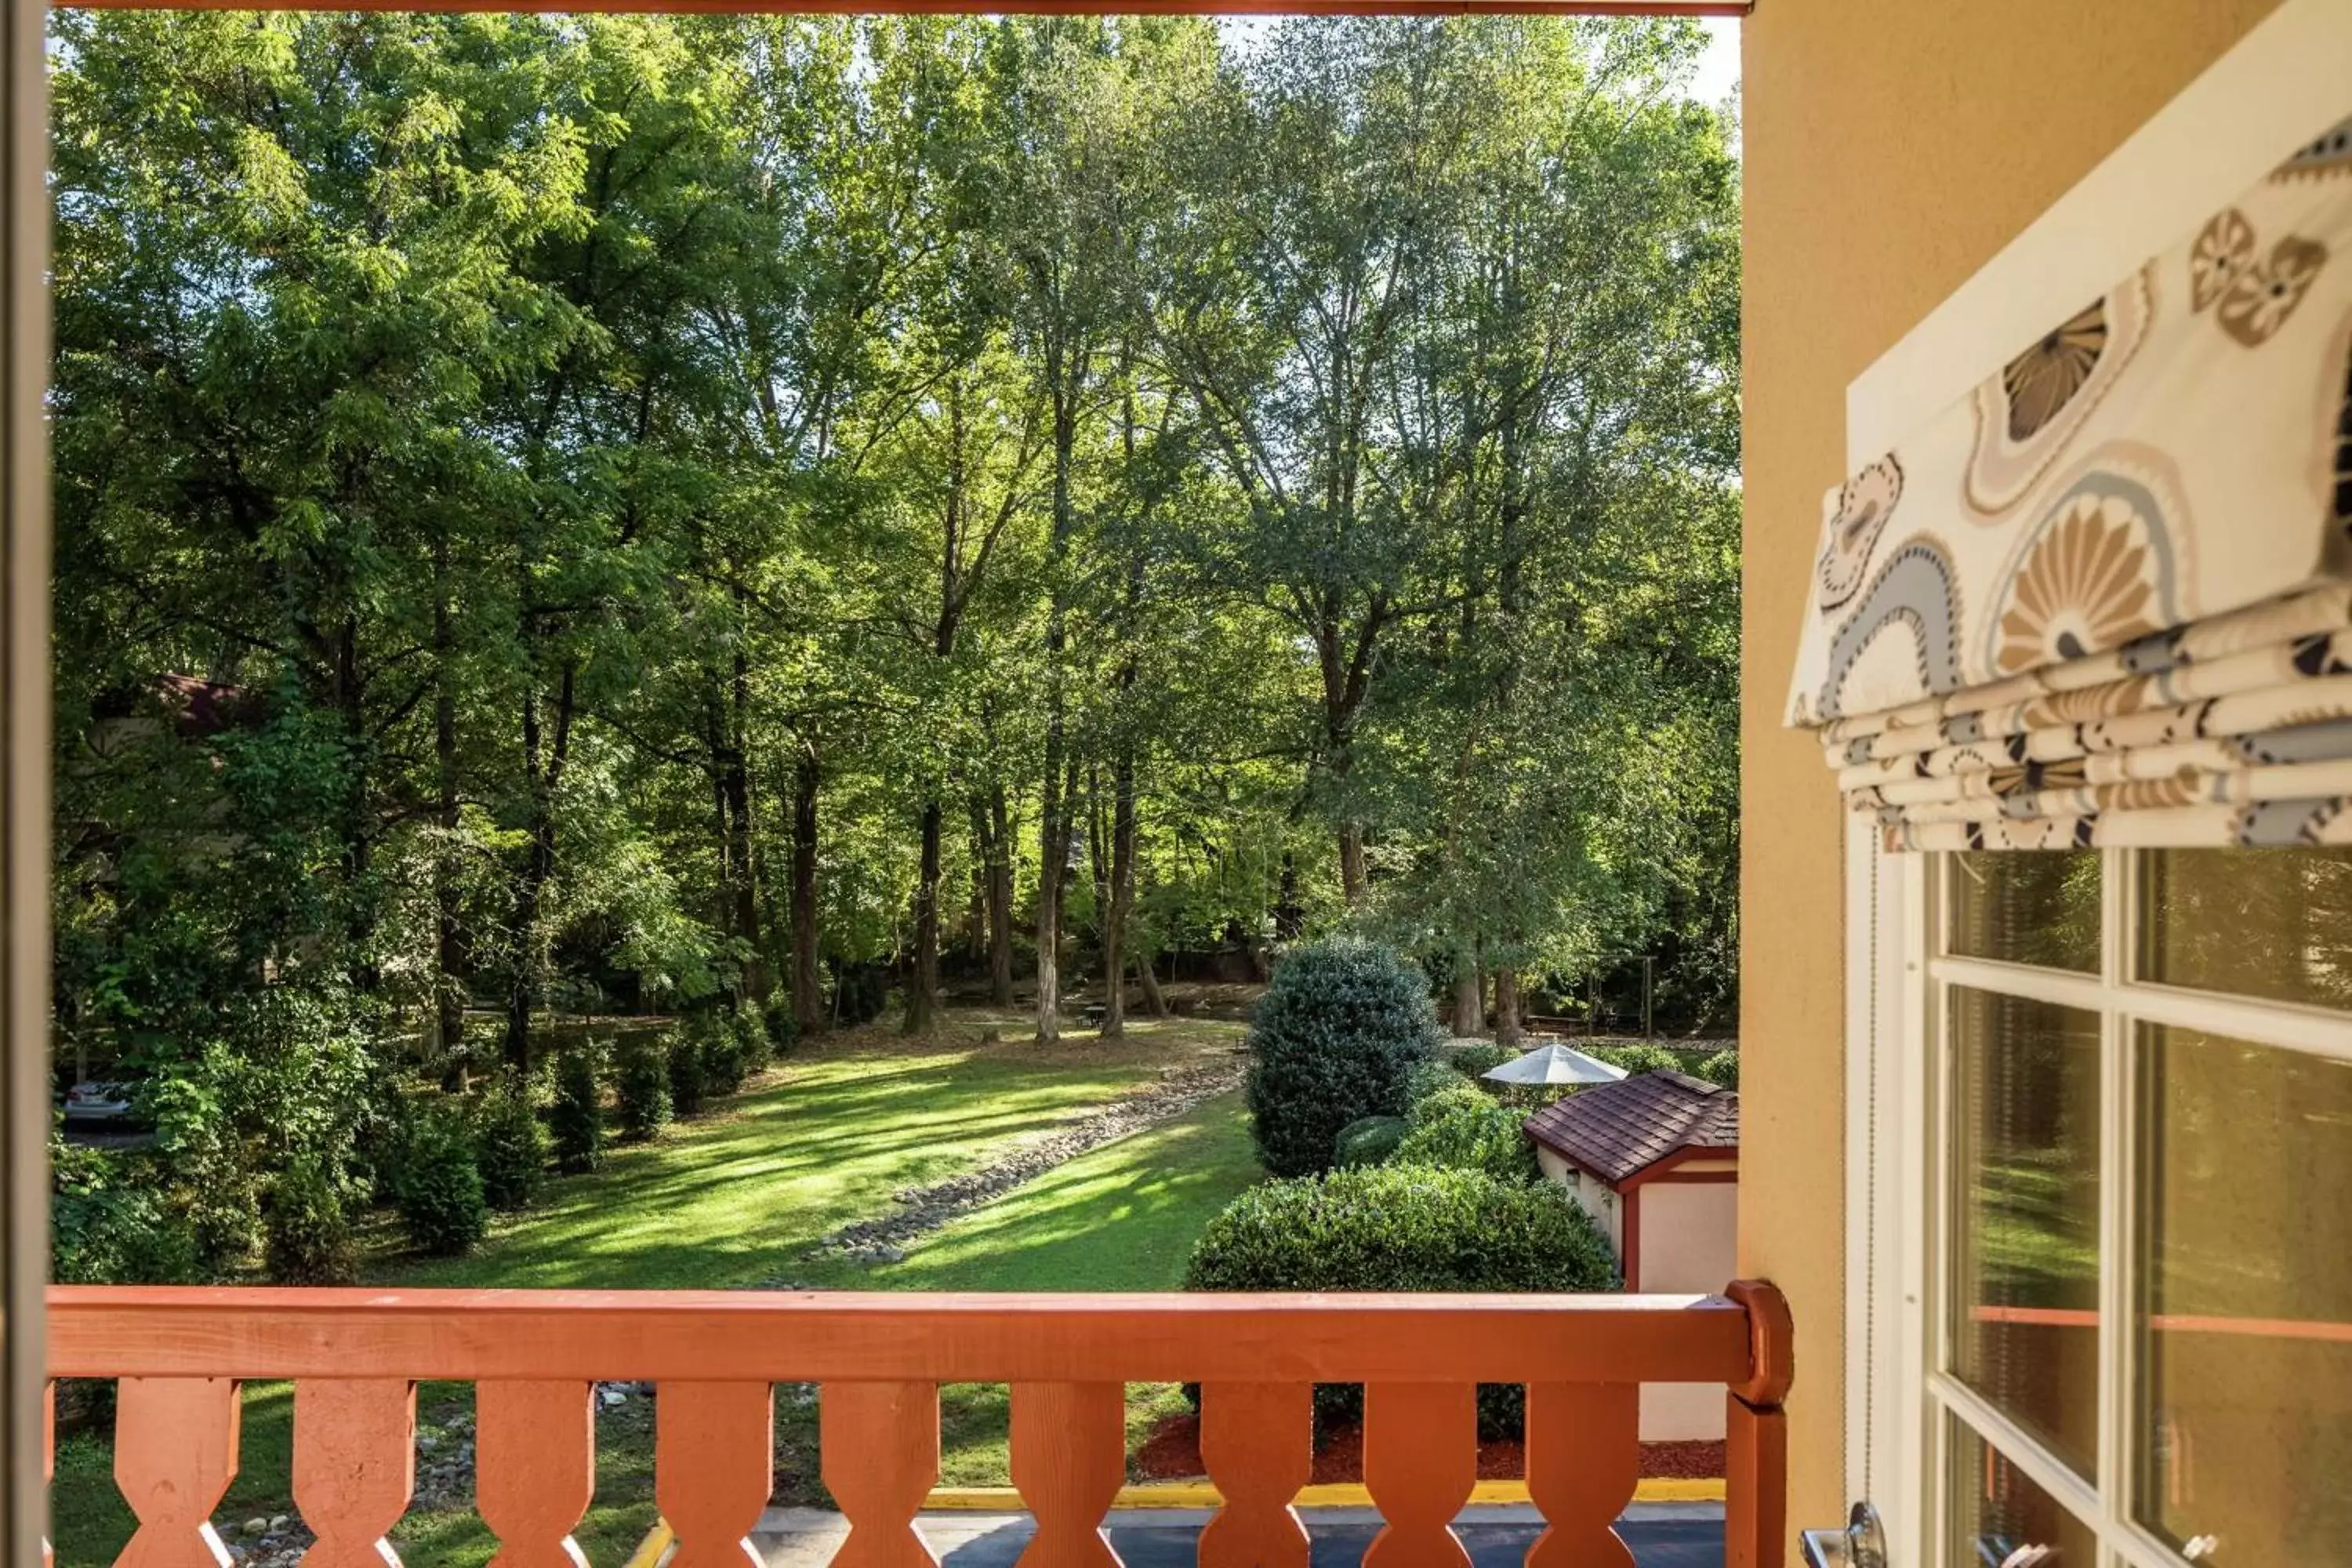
[750,1503,1724,1566]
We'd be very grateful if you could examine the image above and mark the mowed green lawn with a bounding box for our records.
[51,1014,1260,1568]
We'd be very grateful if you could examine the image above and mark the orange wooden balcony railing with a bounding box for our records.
[48,1279,1794,1568]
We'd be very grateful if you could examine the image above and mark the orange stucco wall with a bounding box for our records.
[1739,0,2285,1526]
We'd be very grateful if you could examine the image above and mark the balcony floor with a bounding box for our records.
[751,1503,1727,1566]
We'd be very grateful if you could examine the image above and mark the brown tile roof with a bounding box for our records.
[1520,1071,1739,1189]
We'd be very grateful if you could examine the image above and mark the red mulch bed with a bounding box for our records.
[1131,1413,1724,1483]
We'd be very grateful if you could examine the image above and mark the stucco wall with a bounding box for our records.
[1535,1146,1622,1260]
[1740,0,2284,1526]
[1638,1181,1739,1442]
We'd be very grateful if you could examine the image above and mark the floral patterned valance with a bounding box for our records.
[1787,111,2352,851]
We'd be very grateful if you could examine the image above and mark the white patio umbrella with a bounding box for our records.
[1479,1042,1629,1087]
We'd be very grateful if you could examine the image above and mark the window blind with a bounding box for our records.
[1787,111,2352,851]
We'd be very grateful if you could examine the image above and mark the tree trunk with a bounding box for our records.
[504,662,575,1073]
[1454,963,1486,1038]
[971,788,1014,1007]
[1102,756,1137,1040]
[1136,949,1170,1017]
[432,535,469,1072]
[1494,968,1523,1047]
[1338,821,1367,903]
[905,796,942,1034]
[725,626,769,1003]
[790,742,824,1036]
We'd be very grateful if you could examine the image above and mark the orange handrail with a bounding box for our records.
[49,1281,1795,1568]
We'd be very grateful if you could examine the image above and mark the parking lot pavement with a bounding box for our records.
[750,1502,1725,1567]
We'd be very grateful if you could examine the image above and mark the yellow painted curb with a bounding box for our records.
[622,1520,673,1568]
[922,1478,1725,1509]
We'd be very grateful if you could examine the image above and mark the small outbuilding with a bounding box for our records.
[1523,1070,1739,1443]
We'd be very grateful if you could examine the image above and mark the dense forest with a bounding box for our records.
[49,10,1740,1090]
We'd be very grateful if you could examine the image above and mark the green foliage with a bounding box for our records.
[1333,1115,1408,1168]
[1694,1049,1740,1091]
[667,1029,708,1119]
[1185,1164,1618,1433]
[1408,1079,1492,1128]
[263,1156,355,1285]
[1392,1100,1540,1183]
[472,1079,548,1211]
[692,1011,753,1097]
[1446,1043,1515,1080]
[1584,1044,1684,1077]
[50,1140,201,1285]
[549,1048,605,1176]
[762,994,797,1055]
[615,1037,674,1142]
[1243,939,1442,1178]
[393,1110,490,1257]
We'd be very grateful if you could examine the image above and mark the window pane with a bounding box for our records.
[1949,987,2101,1478]
[2140,846,2352,1007]
[1949,851,2100,972]
[2136,1024,2352,1566]
[1947,1417,2097,1568]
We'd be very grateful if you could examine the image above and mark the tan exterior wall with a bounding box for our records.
[1637,1181,1739,1442]
[1740,0,2284,1526]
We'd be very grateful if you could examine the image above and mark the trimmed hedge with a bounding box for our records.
[1408,1079,1490,1127]
[668,1029,708,1118]
[1243,938,1441,1178]
[264,1156,355,1284]
[1694,1050,1740,1091]
[1445,1042,1515,1080]
[473,1077,547,1210]
[549,1047,604,1175]
[1333,1115,1408,1168]
[1185,1164,1619,1435]
[1392,1099,1540,1183]
[615,1036,673,1141]
[393,1109,489,1256]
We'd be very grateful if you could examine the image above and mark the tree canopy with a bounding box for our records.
[50,10,1741,1086]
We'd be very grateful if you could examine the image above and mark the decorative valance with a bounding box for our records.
[1787,112,2352,851]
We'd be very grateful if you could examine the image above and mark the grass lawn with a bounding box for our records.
[52,1010,1259,1568]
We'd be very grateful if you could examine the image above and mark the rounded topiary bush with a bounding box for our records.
[473,1076,547,1210]
[1694,1049,1739,1091]
[1407,1078,1490,1127]
[263,1156,354,1284]
[394,1109,489,1256]
[615,1036,673,1142]
[1446,1042,1515,1080]
[1185,1164,1618,1435]
[667,1028,707,1118]
[1243,938,1442,1178]
[1392,1099,1540,1183]
[692,1010,752,1096]
[1334,1114,1409,1168]
[549,1047,604,1175]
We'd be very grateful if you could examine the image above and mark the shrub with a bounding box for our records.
[668,1029,708,1118]
[690,1008,757,1095]
[263,1156,354,1284]
[50,1141,202,1285]
[473,1077,547,1210]
[1694,1049,1740,1091]
[731,1006,768,1073]
[1446,1042,1515,1080]
[1584,1044,1682,1076]
[549,1047,605,1175]
[615,1036,673,1142]
[394,1109,489,1256]
[1185,1165,1618,1436]
[1243,938,1441,1178]
[1333,1115,1408,1168]
[1408,1079,1490,1127]
[762,993,797,1055]
[1392,1100,1540,1183]
[1402,1058,1461,1108]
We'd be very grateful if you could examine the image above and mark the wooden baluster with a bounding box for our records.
[295,1378,416,1568]
[1361,1383,1473,1568]
[477,1381,593,1568]
[115,1376,240,1568]
[1197,1381,1310,1568]
[822,1382,940,1568]
[44,1382,54,1568]
[1524,1383,1637,1568]
[657,1381,772,1568]
[1726,1392,1788,1568]
[1009,1382,1124,1568]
